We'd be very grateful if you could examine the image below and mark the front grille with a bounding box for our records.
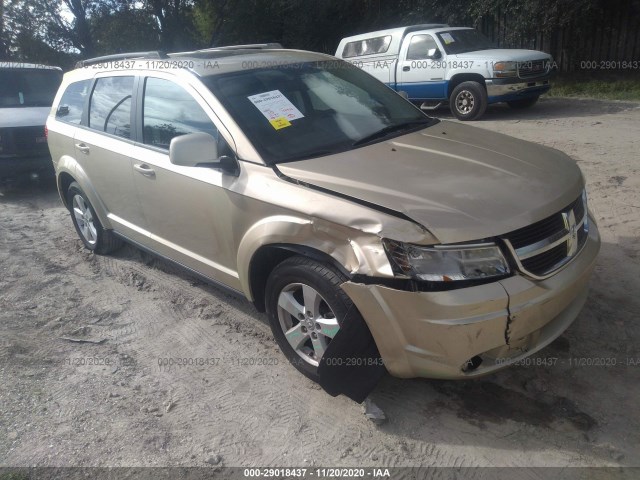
[503,193,589,278]
[518,59,549,78]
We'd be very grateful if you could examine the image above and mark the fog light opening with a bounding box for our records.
[462,355,483,373]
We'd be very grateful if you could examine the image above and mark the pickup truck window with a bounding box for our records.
[342,35,392,58]
[406,34,439,60]
[204,61,433,165]
[436,29,493,55]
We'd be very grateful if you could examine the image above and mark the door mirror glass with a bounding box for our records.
[427,48,441,59]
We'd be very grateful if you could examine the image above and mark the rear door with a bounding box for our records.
[128,74,241,290]
[73,74,147,243]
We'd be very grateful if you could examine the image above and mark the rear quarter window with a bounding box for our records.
[56,80,92,125]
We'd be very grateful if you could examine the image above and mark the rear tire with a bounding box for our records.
[507,96,539,109]
[66,182,122,254]
[449,81,488,121]
[265,256,355,382]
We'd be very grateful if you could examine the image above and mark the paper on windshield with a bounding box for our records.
[441,33,455,45]
[248,90,304,130]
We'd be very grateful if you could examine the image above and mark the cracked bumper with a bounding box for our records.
[341,220,600,379]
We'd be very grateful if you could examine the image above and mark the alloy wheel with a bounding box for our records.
[72,194,97,245]
[276,282,340,367]
[455,90,475,114]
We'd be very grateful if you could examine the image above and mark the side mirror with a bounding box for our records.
[169,132,239,176]
[428,48,442,59]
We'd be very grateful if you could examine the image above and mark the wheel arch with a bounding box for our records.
[57,171,75,209]
[248,244,353,313]
[447,73,487,98]
[55,158,113,230]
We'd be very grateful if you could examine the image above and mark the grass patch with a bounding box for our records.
[548,73,640,101]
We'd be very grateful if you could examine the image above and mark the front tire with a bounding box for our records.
[507,96,539,109]
[265,256,354,382]
[449,81,488,121]
[66,182,122,254]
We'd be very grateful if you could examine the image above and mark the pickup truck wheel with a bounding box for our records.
[265,256,351,382]
[67,182,122,254]
[507,96,539,109]
[450,81,488,121]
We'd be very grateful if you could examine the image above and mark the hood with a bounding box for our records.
[452,49,551,62]
[277,121,584,244]
[0,107,50,129]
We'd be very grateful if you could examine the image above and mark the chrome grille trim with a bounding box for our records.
[503,193,589,280]
[515,216,586,260]
[518,59,549,79]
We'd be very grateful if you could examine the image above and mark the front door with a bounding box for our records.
[129,75,241,290]
[397,33,447,100]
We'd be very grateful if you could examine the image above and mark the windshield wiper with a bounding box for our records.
[352,120,433,147]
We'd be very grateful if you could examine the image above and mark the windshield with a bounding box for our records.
[436,30,494,55]
[0,68,63,108]
[204,61,434,164]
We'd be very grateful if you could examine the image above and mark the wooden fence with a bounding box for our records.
[479,0,640,72]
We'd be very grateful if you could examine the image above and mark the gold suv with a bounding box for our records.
[47,46,600,401]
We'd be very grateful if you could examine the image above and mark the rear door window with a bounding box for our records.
[89,76,134,139]
[55,79,91,125]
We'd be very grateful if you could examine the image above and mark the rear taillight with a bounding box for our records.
[44,125,48,139]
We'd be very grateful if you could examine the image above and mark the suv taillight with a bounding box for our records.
[44,125,48,139]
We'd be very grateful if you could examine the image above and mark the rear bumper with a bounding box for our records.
[486,76,551,103]
[0,154,54,178]
[341,219,600,379]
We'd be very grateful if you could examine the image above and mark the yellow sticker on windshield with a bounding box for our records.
[269,117,292,130]
[441,32,455,45]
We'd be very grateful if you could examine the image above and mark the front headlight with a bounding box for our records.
[383,240,511,282]
[493,61,517,78]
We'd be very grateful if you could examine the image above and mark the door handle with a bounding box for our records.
[75,143,90,154]
[133,163,155,177]
[402,66,410,72]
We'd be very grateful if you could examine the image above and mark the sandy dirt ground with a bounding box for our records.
[1,98,639,473]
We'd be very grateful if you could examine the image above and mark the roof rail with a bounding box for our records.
[206,43,283,51]
[75,51,167,68]
[170,43,283,57]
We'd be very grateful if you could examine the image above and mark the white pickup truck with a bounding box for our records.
[336,25,553,120]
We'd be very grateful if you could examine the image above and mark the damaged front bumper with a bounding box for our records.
[341,220,600,379]
[485,76,551,103]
